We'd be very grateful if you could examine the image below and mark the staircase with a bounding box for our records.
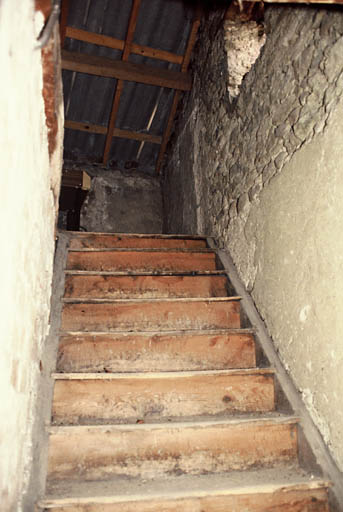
[38,232,331,511]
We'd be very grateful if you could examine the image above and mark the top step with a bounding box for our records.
[68,232,208,250]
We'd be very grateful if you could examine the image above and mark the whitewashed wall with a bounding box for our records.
[0,1,63,509]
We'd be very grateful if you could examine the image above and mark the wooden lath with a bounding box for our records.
[61,51,191,91]
[65,120,162,145]
[102,0,141,165]
[65,27,183,65]
[59,0,69,46]
[155,8,202,174]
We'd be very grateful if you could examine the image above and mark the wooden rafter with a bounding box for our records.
[103,0,141,165]
[59,0,70,47]
[61,51,191,91]
[65,120,162,145]
[65,27,183,65]
[155,8,202,174]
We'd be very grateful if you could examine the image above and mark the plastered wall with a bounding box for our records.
[79,166,163,234]
[163,6,343,472]
[0,1,63,509]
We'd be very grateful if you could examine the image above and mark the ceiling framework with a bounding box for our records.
[60,0,200,173]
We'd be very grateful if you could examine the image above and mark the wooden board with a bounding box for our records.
[65,27,184,65]
[61,50,192,91]
[52,369,274,424]
[64,121,162,145]
[103,0,141,164]
[156,10,201,173]
[47,418,298,481]
[66,232,209,239]
[68,234,207,249]
[38,486,329,512]
[61,299,241,332]
[63,274,228,299]
[57,330,256,372]
[66,250,216,272]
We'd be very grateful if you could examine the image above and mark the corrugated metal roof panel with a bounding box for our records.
[62,0,195,172]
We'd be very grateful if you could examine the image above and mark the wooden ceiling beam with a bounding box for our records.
[65,27,183,65]
[103,0,142,165]
[61,50,192,91]
[155,8,202,174]
[65,120,162,144]
[59,0,70,47]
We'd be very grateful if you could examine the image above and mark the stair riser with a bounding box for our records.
[66,251,216,272]
[61,301,241,332]
[64,275,228,299]
[57,333,256,372]
[39,487,329,512]
[52,373,274,425]
[48,422,298,481]
[69,236,207,250]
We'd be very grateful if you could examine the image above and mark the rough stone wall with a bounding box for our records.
[163,6,343,472]
[80,167,163,234]
[0,1,63,509]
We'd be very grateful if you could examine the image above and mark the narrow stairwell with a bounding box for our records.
[38,232,331,511]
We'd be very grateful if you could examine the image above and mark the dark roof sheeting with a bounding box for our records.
[63,0,194,172]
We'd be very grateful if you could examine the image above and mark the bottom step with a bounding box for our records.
[40,468,330,511]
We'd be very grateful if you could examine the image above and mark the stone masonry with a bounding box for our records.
[164,6,343,283]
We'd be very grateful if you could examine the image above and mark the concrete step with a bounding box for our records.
[61,297,241,332]
[68,232,208,250]
[51,368,274,425]
[47,416,299,481]
[66,249,217,272]
[64,274,229,299]
[39,468,330,511]
[56,329,256,372]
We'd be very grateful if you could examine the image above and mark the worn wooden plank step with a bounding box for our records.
[64,274,229,299]
[47,416,299,481]
[67,231,209,238]
[68,233,208,250]
[61,297,241,332]
[56,329,256,372]
[51,368,274,425]
[66,249,217,272]
[65,270,228,276]
[68,248,214,253]
[39,468,330,511]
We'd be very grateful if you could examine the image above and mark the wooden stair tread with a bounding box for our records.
[66,231,211,239]
[60,327,255,336]
[41,468,330,505]
[57,329,257,372]
[66,250,217,272]
[61,298,241,331]
[48,414,298,433]
[64,270,228,275]
[68,235,208,250]
[62,296,241,303]
[51,368,275,424]
[68,247,214,253]
[64,274,230,300]
[46,414,300,483]
[52,368,273,379]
